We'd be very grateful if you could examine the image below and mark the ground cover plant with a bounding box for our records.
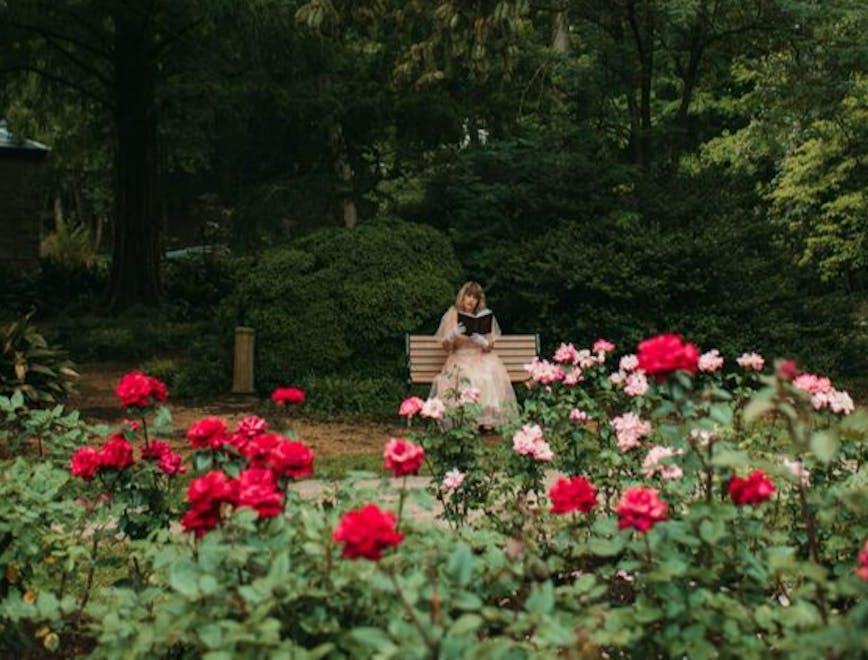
[0,333,865,658]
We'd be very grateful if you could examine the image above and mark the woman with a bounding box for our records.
[431,281,517,428]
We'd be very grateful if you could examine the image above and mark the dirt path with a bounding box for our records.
[69,363,404,458]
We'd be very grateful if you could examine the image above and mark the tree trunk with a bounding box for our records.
[107,6,161,308]
[552,4,570,54]
[329,123,358,228]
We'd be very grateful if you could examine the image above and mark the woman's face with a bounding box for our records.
[461,293,479,312]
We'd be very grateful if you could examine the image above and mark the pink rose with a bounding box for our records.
[619,354,639,372]
[736,352,765,371]
[398,396,425,418]
[641,446,684,480]
[553,342,579,365]
[569,408,588,423]
[610,413,652,451]
[512,424,553,461]
[624,371,649,397]
[383,438,425,477]
[593,338,615,354]
[442,469,466,491]
[420,397,446,420]
[857,540,868,581]
[698,349,724,373]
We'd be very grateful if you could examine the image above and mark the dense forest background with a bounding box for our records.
[1,0,865,406]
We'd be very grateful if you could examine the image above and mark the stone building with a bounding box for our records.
[0,120,49,270]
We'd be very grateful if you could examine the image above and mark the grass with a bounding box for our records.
[316,452,382,479]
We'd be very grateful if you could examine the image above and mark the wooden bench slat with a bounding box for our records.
[407,333,538,385]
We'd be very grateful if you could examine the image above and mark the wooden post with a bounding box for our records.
[232,327,255,394]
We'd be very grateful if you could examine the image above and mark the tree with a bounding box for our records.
[0,0,214,308]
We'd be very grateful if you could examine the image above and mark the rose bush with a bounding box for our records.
[0,343,865,657]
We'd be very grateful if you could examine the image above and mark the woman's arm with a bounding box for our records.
[435,307,465,350]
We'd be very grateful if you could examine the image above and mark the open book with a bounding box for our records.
[458,309,493,336]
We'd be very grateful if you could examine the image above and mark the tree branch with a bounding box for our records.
[0,65,113,109]
[1,16,112,59]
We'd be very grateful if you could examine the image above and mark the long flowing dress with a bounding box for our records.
[430,306,518,427]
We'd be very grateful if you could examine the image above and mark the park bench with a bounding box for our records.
[405,333,540,385]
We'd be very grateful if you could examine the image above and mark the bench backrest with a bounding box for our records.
[406,334,540,384]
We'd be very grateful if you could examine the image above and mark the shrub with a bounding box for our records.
[0,312,78,406]
[299,373,405,420]
[216,218,460,393]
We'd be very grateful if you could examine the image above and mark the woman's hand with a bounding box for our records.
[470,333,490,351]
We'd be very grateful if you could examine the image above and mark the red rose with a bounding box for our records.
[98,435,134,471]
[116,371,167,409]
[186,417,229,450]
[236,468,284,518]
[182,470,238,537]
[241,433,283,466]
[398,397,424,419]
[268,440,315,479]
[141,439,171,460]
[383,438,425,477]
[727,470,775,506]
[549,476,598,515]
[186,470,238,507]
[776,359,799,381]
[857,540,868,582]
[333,504,404,560]
[71,446,101,481]
[637,334,700,379]
[617,486,668,533]
[181,506,221,538]
[271,386,306,406]
[236,415,268,438]
[157,451,186,476]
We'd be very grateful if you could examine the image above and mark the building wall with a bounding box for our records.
[0,158,41,270]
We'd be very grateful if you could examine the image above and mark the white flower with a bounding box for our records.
[420,397,446,419]
[619,354,639,372]
[782,458,810,487]
[736,352,764,371]
[624,371,649,397]
[442,469,466,491]
[698,349,724,373]
[642,445,684,480]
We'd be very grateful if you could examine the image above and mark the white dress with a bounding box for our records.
[430,306,518,427]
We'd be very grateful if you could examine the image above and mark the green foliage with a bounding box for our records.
[0,459,92,653]
[0,393,97,461]
[40,217,96,269]
[1,312,78,406]
[300,373,405,420]
[218,218,460,392]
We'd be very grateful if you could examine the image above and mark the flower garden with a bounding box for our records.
[1,334,866,658]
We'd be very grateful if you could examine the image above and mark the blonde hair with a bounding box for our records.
[454,281,486,312]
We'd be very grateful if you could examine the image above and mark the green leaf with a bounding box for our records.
[810,431,839,463]
[169,560,200,598]
[742,396,774,425]
[525,580,555,616]
[449,613,482,636]
[351,627,396,651]
[446,543,475,586]
[588,535,626,557]
[699,518,725,545]
[709,403,733,425]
